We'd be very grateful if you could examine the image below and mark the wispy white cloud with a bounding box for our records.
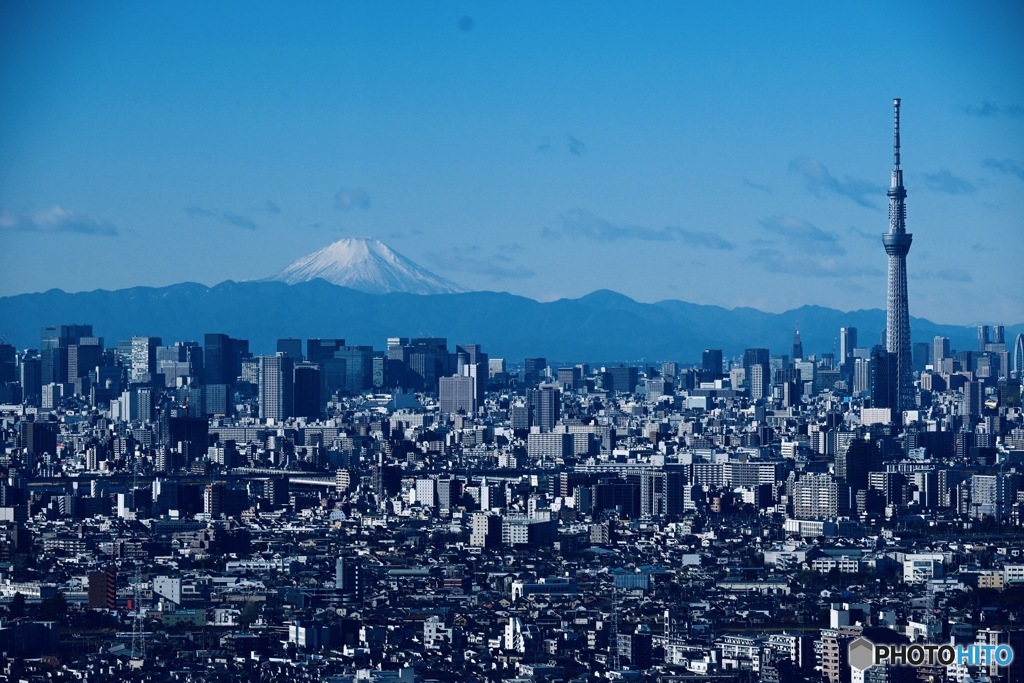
[923,169,975,195]
[186,206,257,230]
[788,157,883,208]
[0,206,117,235]
[962,101,1024,118]
[746,247,881,278]
[759,215,844,255]
[427,245,536,281]
[335,187,371,210]
[544,208,735,249]
[917,268,972,282]
[535,135,588,155]
[847,225,879,243]
[671,227,735,250]
[742,178,772,194]
[983,158,1024,182]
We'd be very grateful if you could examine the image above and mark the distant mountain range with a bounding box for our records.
[1,280,1016,363]
[1,237,1017,361]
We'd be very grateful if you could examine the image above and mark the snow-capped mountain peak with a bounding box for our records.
[270,237,467,295]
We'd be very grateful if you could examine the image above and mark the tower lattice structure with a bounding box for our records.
[883,98,914,412]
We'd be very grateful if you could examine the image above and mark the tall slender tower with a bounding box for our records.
[883,98,913,412]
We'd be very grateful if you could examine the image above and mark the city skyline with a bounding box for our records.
[1,2,1023,325]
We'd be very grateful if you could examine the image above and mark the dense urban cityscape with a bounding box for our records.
[1,308,1023,682]
[2,4,1022,682]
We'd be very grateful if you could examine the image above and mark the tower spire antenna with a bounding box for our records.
[887,98,908,235]
[893,97,901,169]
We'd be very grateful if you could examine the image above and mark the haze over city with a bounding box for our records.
[1,2,1023,325]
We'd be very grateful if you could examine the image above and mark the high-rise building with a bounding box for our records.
[1014,334,1024,376]
[40,326,65,385]
[415,478,436,508]
[439,375,476,414]
[853,356,872,396]
[791,324,803,361]
[839,327,857,369]
[203,482,225,517]
[882,98,914,412]
[970,475,1013,522]
[156,341,202,388]
[18,420,58,462]
[306,338,345,362]
[203,383,229,417]
[397,338,448,393]
[933,336,950,369]
[67,336,104,388]
[912,342,930,373]
[557,367,582,391]
[0,344,15,385]
[870,347,897,411]
[470,512,503,547]
[962,380,984,418]
[528,385,560,432]
[835,439,880,493]
[978,325,991,352]
[456,343,488,405]
[792,472,838,519]
[743,348,770,398]
[526,432,573,461]
[749,364,769,401]
[306,338,346,398]
[510,403,530,431]
[118,387,153,422]
[702,349,723,376]
[524,357,547,385]
[276,338,303,361]
[20,354,42,405]
[203,333,229,385]
[259,353,294,422]
[130,336,162,384]
[371,356,387,388]
[335,556,363,599]
[165,409,208,462]
[88,565,117,610]
[335,345,374,393]
[204,333,250,386]
[992,325,1005,346]
[435,476,461,511]
[608,366,639,394]
[293,362,322,419]
[41,324,93,385]
[640,470,667,518]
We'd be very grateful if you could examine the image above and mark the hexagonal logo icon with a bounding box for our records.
[849,637,875,672]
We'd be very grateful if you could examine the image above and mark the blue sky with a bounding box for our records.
[1,1,1022,325]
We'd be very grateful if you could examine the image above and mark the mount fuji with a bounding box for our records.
[269,237,467,295]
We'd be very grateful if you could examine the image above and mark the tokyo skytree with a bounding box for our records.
[883,98,914,412]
